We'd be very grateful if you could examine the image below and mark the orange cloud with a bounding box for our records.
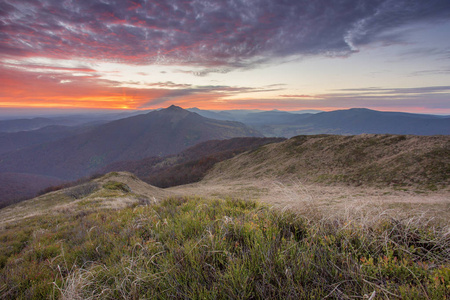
[2,65,450,115]
[0,66,172,109]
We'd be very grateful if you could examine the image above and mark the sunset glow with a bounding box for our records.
[1,0,450,114]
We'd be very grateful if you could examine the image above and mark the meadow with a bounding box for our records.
[1,193,448,299]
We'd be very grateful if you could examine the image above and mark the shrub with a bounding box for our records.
[102,181,131,193]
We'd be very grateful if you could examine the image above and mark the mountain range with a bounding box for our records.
[0,105,449,208]
[0,105,261,180]
[189,107,450,137]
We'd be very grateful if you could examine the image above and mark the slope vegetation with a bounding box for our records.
[206,134,450,189]
[1,190,448,298]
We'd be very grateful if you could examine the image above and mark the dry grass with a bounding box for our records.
[0,172,172,227]
[2,196,448,299]
[205,134,450,190]
[170,177,450,223]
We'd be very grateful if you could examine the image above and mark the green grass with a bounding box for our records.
[102,181,131,193]
[0,196,449,299]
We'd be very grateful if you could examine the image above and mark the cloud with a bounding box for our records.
[2,61,448,113]
[333,86,450,94]
[1,0,449,68]
[0,65,169,109]
[226,93,450,112]
[280,94,317,98]
[0,64,280,109]
[136,84,282,108]
[409,68,450,77]
[217,85,450,112]
[3,62,97,73]
[146,81,192,88]
[310,86,450,110]
[174,68,234,77]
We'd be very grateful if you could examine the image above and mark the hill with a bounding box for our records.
[0,172,448,299]
[0,105,262,180]
[0,172,172,226]
[205,134,450,189]
[100,137,284,187]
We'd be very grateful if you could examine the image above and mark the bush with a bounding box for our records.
[102,181,131,193]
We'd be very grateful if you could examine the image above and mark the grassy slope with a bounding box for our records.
[0,172,171,226]
[207,134,450,190]
[1,194,449,299]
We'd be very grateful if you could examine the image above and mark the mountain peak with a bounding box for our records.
[166,105,184,111]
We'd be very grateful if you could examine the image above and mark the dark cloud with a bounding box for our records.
[280,94,316,98]
[231,92,450,111]
[138,89,199,107]
[137,84,283,108]
[1,0,449,68]
[409,68,450,76]
[146,81,192,88]
[311,86,450,109]
[173,68,232,77]
[397,47,450,61]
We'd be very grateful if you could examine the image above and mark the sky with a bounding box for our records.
[1,0,450,114]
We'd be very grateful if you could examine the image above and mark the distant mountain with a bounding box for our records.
[0,117,70,132]
[100,137,284,187]
[206,134,450,189]
[295,108,450,136]
[240,111,311,125]
[0,105,262,180]
[0,125,84,155]
[186,108,235,121]
[187,108,450,137]
[0,111,158,132]
[289,109,323,114]
[240,108,450,137]
[187,108,270,122]
[0,173,64,208]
